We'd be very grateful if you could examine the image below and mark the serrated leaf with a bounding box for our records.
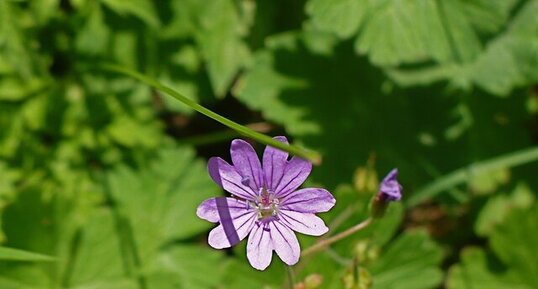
[447,248,532,289]
[448,206,538,289]
[467,0,538,96]
[107,146,220,264]
[308,0,519,67]
[384,0,537,96]
[195,0,250,97]
[368,230,444,289]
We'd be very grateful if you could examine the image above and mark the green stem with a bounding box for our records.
[301,218,372,257]
[101,64,322,165]
[287,266,296,289]
[407,146,538,207]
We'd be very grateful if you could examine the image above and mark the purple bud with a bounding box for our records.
[370,168,402,218]
[379,168,402,202]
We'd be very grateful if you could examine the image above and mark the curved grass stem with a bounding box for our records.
[101,64,322,165]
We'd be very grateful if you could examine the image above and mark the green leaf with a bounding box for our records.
[0,247,54,262]
[447,248,532,289]
[384,0,538,96]
[466,0,538,96]
[147,245,226,289]
[68,209,138,288]
[306,0,368,39]
[448,206,538,289]
[107,145,220,264]
[368,230,444,289]
[489,206,538,287]
[195,0,250,97]
[29,0,60,24]
[308,0,518,66]
[475,182,535,237]
[100,0,160,28]
[75,3,110,55]
[0,1,39,78]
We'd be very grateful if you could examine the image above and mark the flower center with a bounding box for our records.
[250,187,279,220]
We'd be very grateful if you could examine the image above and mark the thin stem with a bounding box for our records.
[407,146,538,206]
[100,64,322,165]
[301,218,372,257]
[286,265,296,289]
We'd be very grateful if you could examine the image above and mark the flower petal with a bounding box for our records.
[208,157,257,200]
[379,168,402,201]
[230,139,264,192]
[206,202,257,249]
[279,210,329,236]
[274,156,312,197]
[281,188,336,213]
[247,222,273,270]
[271,220,300,266]
[196,197,251,223]
[262,136,289,191]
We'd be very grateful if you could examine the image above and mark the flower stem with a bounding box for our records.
[301,218,372,257]
[100,64,322,165]
[286,265,296,289]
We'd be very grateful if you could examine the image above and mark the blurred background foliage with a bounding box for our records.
[0,0,537,288]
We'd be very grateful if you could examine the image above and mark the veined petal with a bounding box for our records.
[196,197,251,223]
[271,220,300,266]
[274,157,312,197]
[231,139,264,191]
[208,157,257,200]
[280,188,336,213]
[206,202,257,249]
[247,222,273,270]
[262,136,289,191]
[279,210,329,236]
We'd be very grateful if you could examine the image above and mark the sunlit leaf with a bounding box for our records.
[107,145,220,265]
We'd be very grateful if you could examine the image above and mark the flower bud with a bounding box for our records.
[370,168,402,218]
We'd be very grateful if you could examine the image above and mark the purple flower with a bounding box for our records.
[379,168,402,202]
[196,137,336,270]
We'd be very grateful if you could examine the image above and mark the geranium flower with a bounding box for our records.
[197,137,335,270]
